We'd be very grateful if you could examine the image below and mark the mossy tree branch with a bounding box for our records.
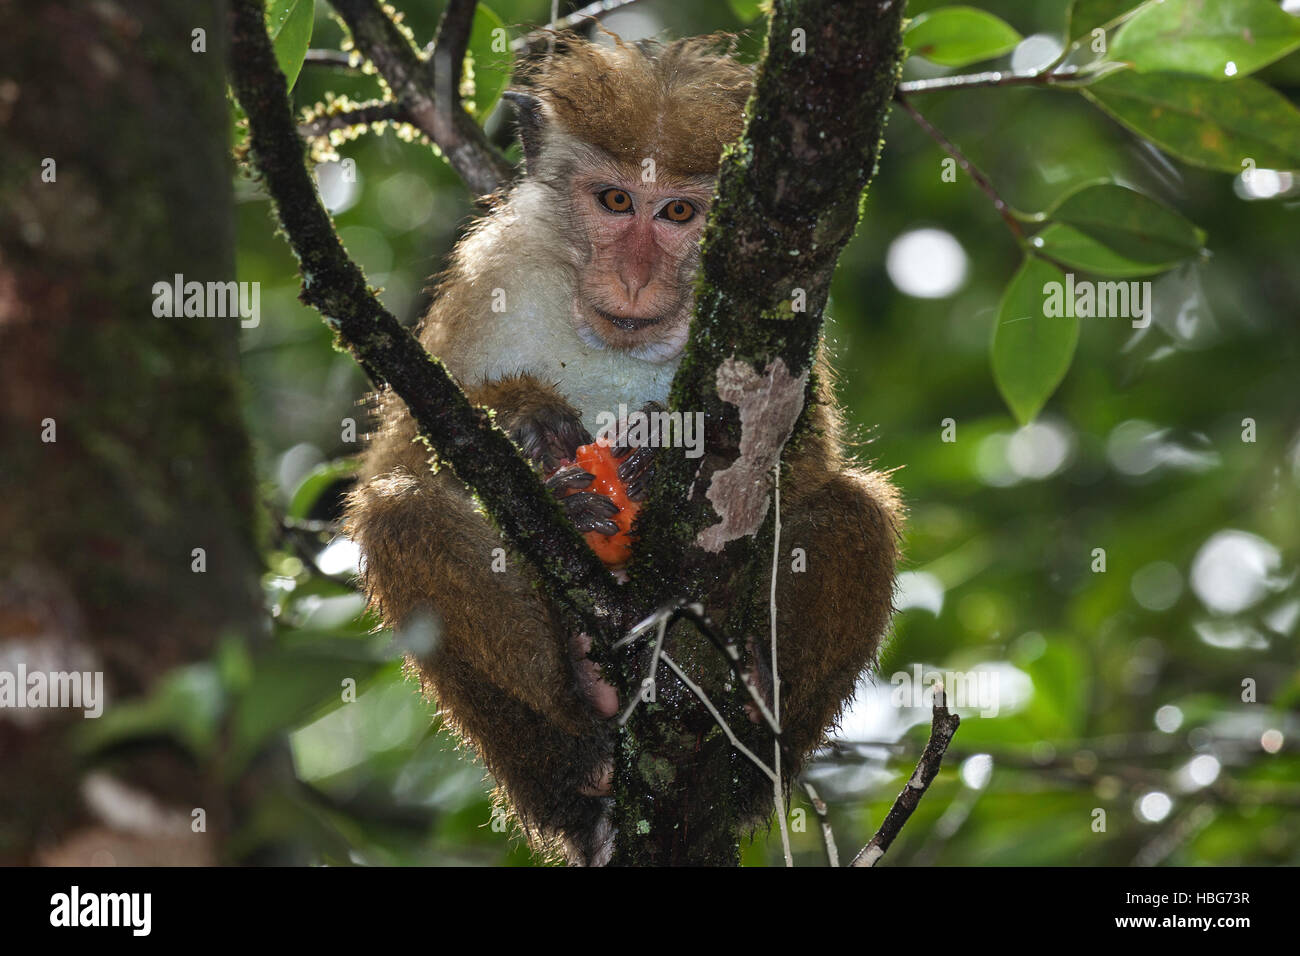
[610,0,906,865]
[228,0,624,637]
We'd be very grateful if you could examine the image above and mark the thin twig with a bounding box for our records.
[617,614,667,727]
[897,68,1079,95]
[801,780,839,867]
[895,92,1025,240]
[304,48,365,70]
[850,687,960,867]
[510,0,646,52]
[617,600,782,735]
[895,0,1156,97]
[770,461,792,866]
[659,652,777,784]
[298,100,405,139]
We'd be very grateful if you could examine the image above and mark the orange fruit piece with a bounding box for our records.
[568,441,640,567]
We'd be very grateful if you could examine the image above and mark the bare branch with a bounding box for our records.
[329,0,512,195]
[850,688,961,867]
[801,780,839,867]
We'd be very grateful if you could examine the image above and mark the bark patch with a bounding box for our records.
[696,357,807,553]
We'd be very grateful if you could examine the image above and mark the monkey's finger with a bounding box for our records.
[617,446,654,481]
[562,492,621,533]
[564,491,619,516]
[625,472,651,501]
[570,517,620,536]
[545,465,594,493]
[584,518,620,536]
[564,513,619,537]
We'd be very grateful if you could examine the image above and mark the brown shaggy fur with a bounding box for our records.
[518,35,753,175]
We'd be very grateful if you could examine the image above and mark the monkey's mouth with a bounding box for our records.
[591,305,665,331]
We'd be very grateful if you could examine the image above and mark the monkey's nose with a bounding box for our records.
[620,270,650,300]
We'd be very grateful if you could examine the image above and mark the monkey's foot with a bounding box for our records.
[570,631,619,719]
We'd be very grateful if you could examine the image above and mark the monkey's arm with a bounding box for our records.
[344,375,604,736]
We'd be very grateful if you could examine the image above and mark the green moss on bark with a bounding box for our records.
[612,0,905,866]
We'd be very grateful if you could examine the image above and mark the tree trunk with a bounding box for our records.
[0,0,263,864]
[612,0,906,865]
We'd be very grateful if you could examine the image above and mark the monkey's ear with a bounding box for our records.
[501,90,546,174]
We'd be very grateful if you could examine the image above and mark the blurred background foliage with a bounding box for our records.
[218,0,1300,865]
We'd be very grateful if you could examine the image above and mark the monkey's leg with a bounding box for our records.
[768,466,902,764]
[427,652,614,865]
[347,374,621,727]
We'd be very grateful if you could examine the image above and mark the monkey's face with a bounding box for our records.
[569,169,713,362]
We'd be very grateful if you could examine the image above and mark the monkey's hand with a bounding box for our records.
[499,400,592,474]
[491,395,630,539]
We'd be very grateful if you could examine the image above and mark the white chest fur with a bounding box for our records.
[442,276,678,435]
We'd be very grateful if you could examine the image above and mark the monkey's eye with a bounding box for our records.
[658,200,697,223]
[598,188,634,214]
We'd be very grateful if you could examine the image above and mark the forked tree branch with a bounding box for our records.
[613,0,907,866]
[329,0,512,194]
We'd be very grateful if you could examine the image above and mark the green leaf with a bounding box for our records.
[991,258,1077,424]
[1111,0,1300,80]
[1068,0,1149,42]
[904,6,1022,68]
[728,0,766,22]
[1033,224,1171,277]
[288,458,360,521]
[1046,181,1205,267]
[1082,70,1300,172]
[266,0,315,91]
[467,4,511,121]
[232,645,385,770]
[77,664,225,758]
